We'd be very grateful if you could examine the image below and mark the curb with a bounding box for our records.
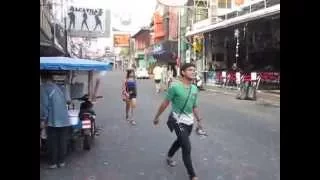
[205,88,280,108]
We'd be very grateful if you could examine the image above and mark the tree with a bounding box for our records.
[119,47,130,57]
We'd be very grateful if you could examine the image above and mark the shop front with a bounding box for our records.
[186,3,280,90]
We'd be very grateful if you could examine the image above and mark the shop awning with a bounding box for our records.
[40,57,113,71]
[186,4,280,37]
[151,40,177,63]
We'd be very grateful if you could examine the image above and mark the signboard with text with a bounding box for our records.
[113,34,130,47]
[66,5,110,38]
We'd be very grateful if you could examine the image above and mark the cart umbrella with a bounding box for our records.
[40,57,112,71]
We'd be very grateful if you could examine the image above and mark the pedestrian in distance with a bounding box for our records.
[122,69,138,125]
[153,63,206,180]
[153,63,163,93]
[40,71,71,169]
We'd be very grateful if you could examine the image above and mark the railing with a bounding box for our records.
[203,70,280,90]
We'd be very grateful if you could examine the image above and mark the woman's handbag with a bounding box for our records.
[122,80,129,101]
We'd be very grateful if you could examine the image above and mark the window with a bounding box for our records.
[218,0,232,9]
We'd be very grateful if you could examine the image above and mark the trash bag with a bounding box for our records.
[247,86,257,100]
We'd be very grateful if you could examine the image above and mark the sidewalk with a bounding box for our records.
[204,84,280,107]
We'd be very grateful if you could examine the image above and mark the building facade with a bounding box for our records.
[40,0,69,56]
[150,3,179,66]
[132,28,151,69]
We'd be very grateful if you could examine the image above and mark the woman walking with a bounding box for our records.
[122,69,137,125]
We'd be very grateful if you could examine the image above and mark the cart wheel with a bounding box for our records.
[83,135,91,150]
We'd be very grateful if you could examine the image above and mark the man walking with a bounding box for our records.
[153,64,163,93]
[40,71,71,169]
[153,63,205,180]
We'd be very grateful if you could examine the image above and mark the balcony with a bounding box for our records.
[217,0,280,22]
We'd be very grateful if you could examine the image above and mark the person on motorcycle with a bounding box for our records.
[79,95,96,116]
[40,71,71,169]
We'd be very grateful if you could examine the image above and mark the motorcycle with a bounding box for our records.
[194,71,204,90]
[71,94,103,151]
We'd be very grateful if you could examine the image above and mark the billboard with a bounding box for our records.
[66,6,110,38]
[113,34,130,47]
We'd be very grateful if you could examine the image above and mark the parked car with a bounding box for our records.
[136,68,149,79]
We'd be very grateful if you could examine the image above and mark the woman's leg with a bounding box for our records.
[130,98,137,125]
[125,100,130,120]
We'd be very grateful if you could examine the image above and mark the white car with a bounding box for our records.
[136,68,149,79]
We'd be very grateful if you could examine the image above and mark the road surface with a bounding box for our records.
[40,71,280,180]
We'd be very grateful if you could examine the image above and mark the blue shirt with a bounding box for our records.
[126,79,137,95]
[40,82,71,127]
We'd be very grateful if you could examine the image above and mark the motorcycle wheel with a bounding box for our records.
[83,134,91,150]
[91,121,96,138]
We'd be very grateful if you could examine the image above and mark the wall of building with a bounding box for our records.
[134,31,151,50]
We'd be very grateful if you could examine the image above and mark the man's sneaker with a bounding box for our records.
[166,158,177,167]
[48,164,57,169]
[59,163,65,168]
[130,120,137,126]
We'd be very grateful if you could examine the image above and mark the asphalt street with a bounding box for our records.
[40,71,280,180]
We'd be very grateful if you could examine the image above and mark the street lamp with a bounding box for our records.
[234,29,240,66]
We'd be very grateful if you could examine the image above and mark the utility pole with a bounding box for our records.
[64,17,68,56]
[177,8,181,76]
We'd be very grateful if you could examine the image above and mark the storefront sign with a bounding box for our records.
[113,34,130,47]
